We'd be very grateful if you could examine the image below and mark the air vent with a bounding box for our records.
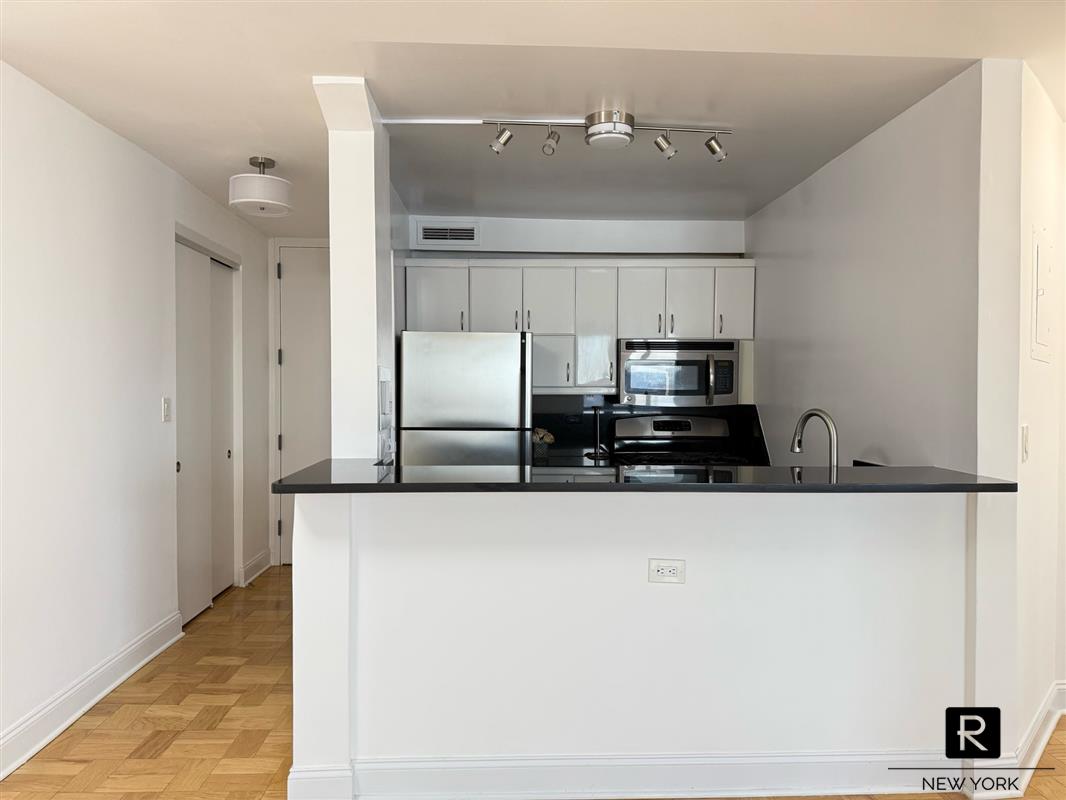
[413,218,481,249]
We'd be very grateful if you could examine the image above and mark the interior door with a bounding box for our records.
[575,267,617,387]
[210,261,234,595]
[666,268,716,337]
[617,268,666,338]
[176,243,213,623]
[469,267,522,332]
[713,268,755,339]
[279,245,331,564]
[406,266,469,331]
[523,268,575,334]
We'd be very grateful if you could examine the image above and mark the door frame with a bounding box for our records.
[175,226,245,591]
[268,237,329,566]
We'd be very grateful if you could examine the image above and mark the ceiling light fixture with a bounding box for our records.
[584,110,634,150]
[653,132,678,160]
[542,126,560,156]
[228,156,292,218]
[704,134,727,162]
[489,124,514,155]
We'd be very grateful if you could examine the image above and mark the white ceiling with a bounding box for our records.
[2,1,1061,236]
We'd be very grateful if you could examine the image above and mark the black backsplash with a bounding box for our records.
[531,397,771,465]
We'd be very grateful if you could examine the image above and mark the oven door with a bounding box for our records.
[618,340,739,407]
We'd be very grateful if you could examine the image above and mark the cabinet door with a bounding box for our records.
[406,266,469,331]
[523,268,575,334]
[531,335,575,387]
[617,268,666,338]
[470,267,522,332]
[714,268,755,339]
[575,267,618,387]
[666,267,716,338]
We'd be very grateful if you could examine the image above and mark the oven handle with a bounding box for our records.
[706,355,716,406]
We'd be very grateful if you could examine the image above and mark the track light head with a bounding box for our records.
[653,133,678,160]
[704,135,726,162]
[490,125,514,155]
[542,127,560,156]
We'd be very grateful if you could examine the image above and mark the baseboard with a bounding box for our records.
[0,612,183,779]
[1008,680,1066,798]
[242,549,272,586]
[352,749,960,799]
[289,763,354,800]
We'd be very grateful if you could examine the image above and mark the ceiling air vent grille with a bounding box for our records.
[414,218,481,248]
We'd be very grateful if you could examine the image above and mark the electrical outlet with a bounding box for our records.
[648,558,686,584]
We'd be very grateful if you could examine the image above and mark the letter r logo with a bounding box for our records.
[945,708,1001,759]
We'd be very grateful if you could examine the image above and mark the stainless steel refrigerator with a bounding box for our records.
[398,331,532,465]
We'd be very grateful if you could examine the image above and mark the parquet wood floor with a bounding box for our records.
[2,565,1063,800]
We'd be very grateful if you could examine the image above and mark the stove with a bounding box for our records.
[610,414,753,468]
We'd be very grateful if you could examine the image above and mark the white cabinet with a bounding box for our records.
[523,268,575,334]
[575,267,617,387]
[666,268,717,338]
[531,335,575,387]
[714,268,755,339]
[406,266,468,331]
[469,267,522,332]
[617,268,666,338]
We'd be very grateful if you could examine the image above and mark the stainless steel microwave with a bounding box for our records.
[618,339,740,407]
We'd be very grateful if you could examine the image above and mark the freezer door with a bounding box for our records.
[400,331,528,429]
[399,430,531,465]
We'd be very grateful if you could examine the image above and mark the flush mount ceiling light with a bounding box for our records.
[704,134,727,162]
[653,132,678,160]
[228,156,292,218]
[541,126,560,156]
[584,110,635,149]
[489,124,514,155]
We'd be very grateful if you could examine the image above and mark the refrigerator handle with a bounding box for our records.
[521,333,532,428]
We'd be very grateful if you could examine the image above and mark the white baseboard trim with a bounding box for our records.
[242,549,272,586]
[289,763,355,800]
[1009,680,1066,798]
[352,749,962,799]
[0,612,183,779]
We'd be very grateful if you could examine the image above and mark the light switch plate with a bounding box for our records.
[648,558,686,584]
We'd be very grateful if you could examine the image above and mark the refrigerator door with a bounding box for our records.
[400,331,530,429]
[399,430,531,465]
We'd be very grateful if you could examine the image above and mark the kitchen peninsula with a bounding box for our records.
[275,463,1015,800]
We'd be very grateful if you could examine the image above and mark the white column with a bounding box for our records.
[288,494,353,800]
[313,76,392,458]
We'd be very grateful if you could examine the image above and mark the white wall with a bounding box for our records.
[0,62,270,775]
[405,215,745,254]
[1015,62,1066,761]
[746,63,981,470]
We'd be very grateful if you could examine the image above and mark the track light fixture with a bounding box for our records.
[489,124,513,155]
[704,134,727,162]
[653,132,678,160]
[542,126,560,156]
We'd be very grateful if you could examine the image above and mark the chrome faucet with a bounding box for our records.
[790,408,838,482]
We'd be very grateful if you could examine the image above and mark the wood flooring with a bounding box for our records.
[2,565,1063,800]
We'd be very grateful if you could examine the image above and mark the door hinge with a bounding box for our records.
[276,261,282,279]
[277,348,283,365]
[277,434,283,451]
[277,519,282,537]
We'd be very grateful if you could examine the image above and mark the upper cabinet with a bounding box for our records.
[617,268,666,338]
[407,265,468,332]
[714,268,755,339]
[470,267,522,332]
[666,268,717,338]
[523,268,575,334]
[575,267,617,387]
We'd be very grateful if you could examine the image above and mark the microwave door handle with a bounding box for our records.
[706,356,716,406]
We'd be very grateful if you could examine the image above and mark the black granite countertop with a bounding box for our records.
[272,459,1017,494]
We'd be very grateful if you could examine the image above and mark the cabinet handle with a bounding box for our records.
[609,361,614,381]
[658,313,662,333]
[670,313,675,334]
[460,310,464,331]
[566,362,570,383]
[718,313,723,335]
[515,309,519,330]
[527,309,531,330]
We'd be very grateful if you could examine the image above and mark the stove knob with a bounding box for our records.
[624,395,633,402]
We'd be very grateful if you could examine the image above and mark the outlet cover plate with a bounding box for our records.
[648,558,686,584]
